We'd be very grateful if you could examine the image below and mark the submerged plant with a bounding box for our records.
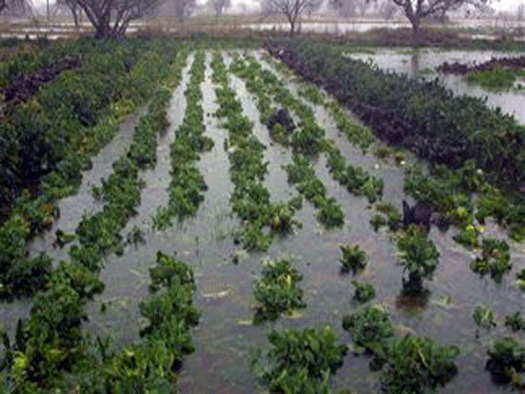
[379,335,460,394]
[473,305,497,331]
[339,245,368,275]
[342,305,393,352]
[505,312,525,332]
[470,238,511,283]
[396,225,440,295]
[352,281,376,304]
[486,337,525,389]
[253,259,306,322]
[253,326,347,393]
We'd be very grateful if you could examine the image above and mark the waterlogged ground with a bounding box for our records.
[5,48,525,393]
[348,48,525,124]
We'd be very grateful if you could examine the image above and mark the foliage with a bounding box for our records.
[342,305,393,352]
[212,52,300,251]
[370,202,401,231]
[254,327,347,393]
[253,259,306,322]
[339,245,367,274]
[154,51,211,229]
[505,312,525,332]
[470,238,511,282]
[0,214,52,299]
[466,67,525,91]
[486,337,525,389]
[396,225,440,294]
[473,305,496,329]
[379,335,460,394]
[352,281,376,303]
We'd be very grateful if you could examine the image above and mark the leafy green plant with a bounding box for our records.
[473,305,496,330]
[342,304,393,352]
[253,327,348,393]
[505,312,525,332]
[339,245,367,274]
[396,225,440,294]
[371,202,401,231]
[379,335,460,394]
[253,259,306,322]
[352,281,376,303]
[466,67,525,91]
[317,197,344,229]
[486,337,525,389]
[470,238,511,282]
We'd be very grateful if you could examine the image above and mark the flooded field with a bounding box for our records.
[3,45,525,392]
[348,48,525,123]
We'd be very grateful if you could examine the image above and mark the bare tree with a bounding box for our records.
[170,0,195,23]
[391,0,490,46]
[261,0,323,37]
[208,0,230,17]
[55,0,83,27]
[75,0,164,38]
[0,0,31,15]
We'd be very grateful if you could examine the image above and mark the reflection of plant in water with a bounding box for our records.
[253,259,306,323]
[253,326,347,393]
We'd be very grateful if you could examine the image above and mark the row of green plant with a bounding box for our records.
[265,40,525,199]
[241,54,384,205]
[261,53,375,153]
[1,39,183,215]
[0,41,188,301]
[153,50,214,230]
[127,50,187,169]
[211,51,300,251]
[0,56,200,390]
[230,55,350,228]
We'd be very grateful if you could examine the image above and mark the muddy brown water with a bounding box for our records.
[4,49,525,393]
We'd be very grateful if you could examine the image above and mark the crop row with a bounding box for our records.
[153,50,214,230]
[0,42,190,301]
[232,54,385,231]
[263,45,525,391]
[211,51,301,251]
[261,52,376,153]
[265,41,525,189]
[0,52,199,391]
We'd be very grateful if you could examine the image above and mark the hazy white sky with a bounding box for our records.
[34,0,524,14]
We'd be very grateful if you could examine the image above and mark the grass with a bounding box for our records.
[466,67,525,91]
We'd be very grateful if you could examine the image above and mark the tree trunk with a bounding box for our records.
[411,17,421,48]
[94,16,111,39]
[72,6,79,28]
[289,19,295,38]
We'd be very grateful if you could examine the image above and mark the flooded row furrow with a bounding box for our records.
[260,48,525,393]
